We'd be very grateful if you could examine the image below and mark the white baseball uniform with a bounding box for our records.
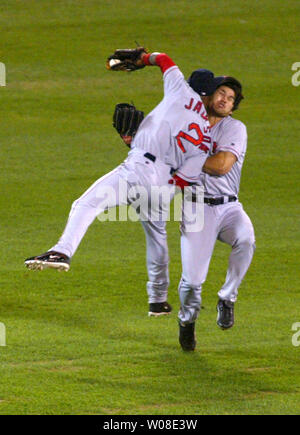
[50,55,212,271]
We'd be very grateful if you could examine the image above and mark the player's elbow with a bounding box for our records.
[215,164,231,176]
[214,158,237,176]
[204,152,237,176]
[204,163,230,176]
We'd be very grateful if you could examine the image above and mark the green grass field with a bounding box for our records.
[0,0,300,415]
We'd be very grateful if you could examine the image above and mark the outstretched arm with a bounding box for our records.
[142,52,176,73]
[106,47,177,75]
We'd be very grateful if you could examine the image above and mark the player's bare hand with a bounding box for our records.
[121,135,133,146]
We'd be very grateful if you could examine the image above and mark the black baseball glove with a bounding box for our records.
[113,103,144,147]
[106,47,148,71]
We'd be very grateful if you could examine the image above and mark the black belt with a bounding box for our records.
[144,152,156,162]
[144,154,238,203]
[144,152,176,175]
[204,196,237,205]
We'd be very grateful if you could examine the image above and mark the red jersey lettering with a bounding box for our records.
[185,98,194,110]
[193,101,203,114]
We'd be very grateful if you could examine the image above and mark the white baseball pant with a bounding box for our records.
[51,149,174,306]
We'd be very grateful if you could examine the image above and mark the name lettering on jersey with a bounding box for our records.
[184,97,208,121]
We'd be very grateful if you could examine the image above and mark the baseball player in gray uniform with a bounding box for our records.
[114,70,255,351]
[24,50,213,320]
[178,71,255,351]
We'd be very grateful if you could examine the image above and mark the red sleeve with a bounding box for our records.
[142,53,152,65]
[143,53,176,74]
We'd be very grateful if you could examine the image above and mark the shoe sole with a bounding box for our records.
[181,346,196,352]
[217,322,234,330]
[148,311,172,317]
[180,341,196,352]
[179,339,196,351]
[25,259,70,272]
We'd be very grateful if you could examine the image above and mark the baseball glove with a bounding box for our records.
[113,103,144,145]
[106,47,148,71]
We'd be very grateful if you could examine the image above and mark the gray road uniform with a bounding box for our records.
[143,114,255,318]
[50,64,212,269]
[178,116,256,324]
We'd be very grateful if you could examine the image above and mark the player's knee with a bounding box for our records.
[158,250,169,265]
[148,261,169,283]
[148,246,169,267]
[234,225,255,247]
[188,281,202,291]
[234,234,256,255]
[181,276,202,291]
[70,198,80,211]
[71,195,94,210]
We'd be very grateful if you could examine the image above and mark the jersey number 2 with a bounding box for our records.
[176,123,208,154]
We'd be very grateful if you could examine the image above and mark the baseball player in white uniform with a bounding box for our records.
[24,50,213,320]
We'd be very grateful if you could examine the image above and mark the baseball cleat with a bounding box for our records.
[24,251,70,272]
[148,301,172,317]
[179,321,196,351]
[216,299,235,330]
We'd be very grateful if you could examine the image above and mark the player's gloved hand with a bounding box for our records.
[106,47,148,71]
[168,174,193,191]
[113,103,144,148]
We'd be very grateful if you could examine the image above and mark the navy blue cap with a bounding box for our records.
[187,69,227,96]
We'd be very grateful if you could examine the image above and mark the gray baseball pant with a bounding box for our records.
[178,201,255,324]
